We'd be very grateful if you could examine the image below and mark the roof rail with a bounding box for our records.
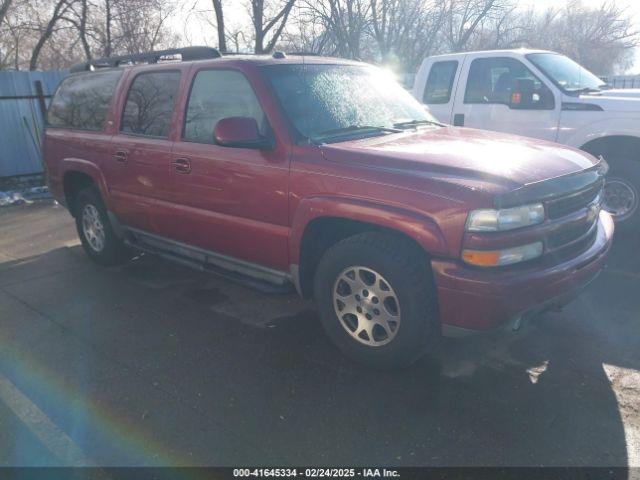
[70,46,221,73]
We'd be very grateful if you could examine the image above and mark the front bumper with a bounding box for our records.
[432,210,614,332]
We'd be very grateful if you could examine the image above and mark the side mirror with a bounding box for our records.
[213,117,272,149]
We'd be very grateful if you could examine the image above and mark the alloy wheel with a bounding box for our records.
[333,266,401,347]
[603,178,638,222]
[81,204,106,252]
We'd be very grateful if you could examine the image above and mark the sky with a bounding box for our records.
[170,0,640,74]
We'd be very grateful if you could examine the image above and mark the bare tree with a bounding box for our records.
[444,0,513,52]
[61,0,92,59]
[526,1,638,74]
[278,3,331,53]
[0,0,179,70]
[0,0,13,25]
[0,0,15,67]
[212,0,226,52]
[87,0,177,57]
[30,0,74,70]
[370,0,447,68]
[470,0,640,74]
[2,0,638,76]
[303,0,370,58]
[77,0,91,58]
[104,0,112,56]
[250,0,296,53]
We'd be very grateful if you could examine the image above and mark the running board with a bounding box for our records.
[124,228,296,294]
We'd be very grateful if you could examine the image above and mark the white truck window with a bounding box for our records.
[423,61,458,104]
[464,57,554,110]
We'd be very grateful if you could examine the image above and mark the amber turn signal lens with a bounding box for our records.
[462,241,544,267]
[462,250,501,266]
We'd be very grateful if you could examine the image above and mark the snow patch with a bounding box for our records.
[0,186,51,207]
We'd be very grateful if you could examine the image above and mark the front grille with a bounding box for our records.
[547,183,602,219]
[547,226,598,263]
[547,220,595,249]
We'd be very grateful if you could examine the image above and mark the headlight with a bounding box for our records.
[466,203,545,232]
[462,241,544,267]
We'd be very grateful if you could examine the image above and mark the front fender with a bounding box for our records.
[561,116,640,149]
[289,195,449,265]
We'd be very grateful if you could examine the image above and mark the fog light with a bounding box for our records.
[462,241,543,267]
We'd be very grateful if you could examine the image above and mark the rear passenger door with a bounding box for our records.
[420,60,460,124]
[169,67,290,271]
[108,70,181,233]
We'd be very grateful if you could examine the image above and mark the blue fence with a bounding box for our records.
[0,70,67,178]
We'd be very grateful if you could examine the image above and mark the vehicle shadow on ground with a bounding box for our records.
[0,234,637,467]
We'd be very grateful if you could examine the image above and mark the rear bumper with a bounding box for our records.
[432,210,614,332]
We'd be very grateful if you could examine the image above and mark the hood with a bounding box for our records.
[320,127,598,193]
[592,88,640,99]
[579,90,640,111]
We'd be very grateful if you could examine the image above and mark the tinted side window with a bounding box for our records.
[47,70,122,130]
[464,57,554,110]
[121,71,180,138]
[184,70,267,144]
[423,61,458,104]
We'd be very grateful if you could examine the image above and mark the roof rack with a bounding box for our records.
[70,46,221,73]
[287,51,322,56]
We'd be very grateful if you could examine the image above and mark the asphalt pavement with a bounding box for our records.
[0,200,638,467]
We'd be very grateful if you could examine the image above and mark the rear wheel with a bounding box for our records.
[313,232,440,368]
[75,187,131,266]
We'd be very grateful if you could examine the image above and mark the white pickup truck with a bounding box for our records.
[412,49,640,227]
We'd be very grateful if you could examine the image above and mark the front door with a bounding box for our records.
[169,68,290,271]
[453,56,560,142]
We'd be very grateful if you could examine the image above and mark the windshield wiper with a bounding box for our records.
[312,124,402,143]
[393,119,444,129]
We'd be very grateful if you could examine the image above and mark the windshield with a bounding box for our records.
[527,53,607,93]
[262,64,439,143]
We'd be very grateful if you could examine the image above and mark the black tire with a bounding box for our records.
[74,186,131,266]
[602,158,640,230]
[313,231,440,368]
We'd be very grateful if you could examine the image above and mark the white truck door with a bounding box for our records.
[415,58,462,124]
[451,55,560,142]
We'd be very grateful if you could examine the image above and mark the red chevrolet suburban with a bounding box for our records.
[43,47,614,367]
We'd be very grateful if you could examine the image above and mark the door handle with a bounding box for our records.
[113,150,128,163]
[453,113,464,127]
[172,157,192,174]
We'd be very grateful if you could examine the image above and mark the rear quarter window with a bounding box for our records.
[47,70,122,131]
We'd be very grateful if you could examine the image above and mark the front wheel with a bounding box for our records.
[313,232,440,368]
[602,157,640,228]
